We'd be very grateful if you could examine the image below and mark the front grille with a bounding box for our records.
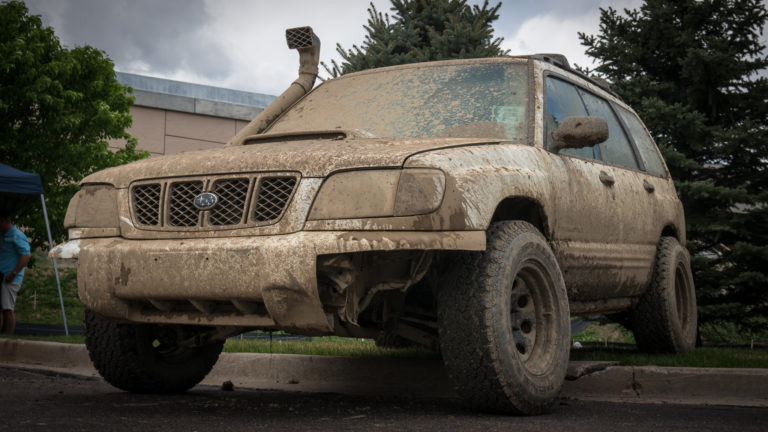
[209,178,250,226]
[253,177,297,222]
[132,184,161,226]
[168,181,203,227]
[130,174,298,230]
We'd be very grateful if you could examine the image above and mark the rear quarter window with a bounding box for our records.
[616,106,667,177]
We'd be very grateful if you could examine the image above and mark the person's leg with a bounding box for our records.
[0,281,6,331]
[0,281,19,334]
[1,310,14,334]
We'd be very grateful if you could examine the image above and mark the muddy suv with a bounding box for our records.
[53,27,697,414]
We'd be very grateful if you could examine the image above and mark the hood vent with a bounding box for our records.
[244,129,377,145]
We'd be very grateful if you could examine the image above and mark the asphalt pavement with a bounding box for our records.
[1,367,766,432]
[3,339,767,408]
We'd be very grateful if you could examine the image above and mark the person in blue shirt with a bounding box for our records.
[0,212,31,335]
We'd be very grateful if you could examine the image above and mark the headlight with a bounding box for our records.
[64,184,119,238]
[308,168,445,220]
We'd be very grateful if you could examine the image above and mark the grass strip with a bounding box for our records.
[14,252,83,327]
[3,334,767,368]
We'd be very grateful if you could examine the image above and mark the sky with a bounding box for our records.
[22,0,657,97]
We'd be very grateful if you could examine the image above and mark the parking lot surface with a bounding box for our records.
[1,367,766,431]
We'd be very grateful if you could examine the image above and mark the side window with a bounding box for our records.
[544,77,600,160]
[616,106,667,177]
[577,90,639,170]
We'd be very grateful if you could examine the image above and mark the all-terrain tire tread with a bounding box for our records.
[84,310,223,393]
[438,221,569,415]
[631,237,696,353]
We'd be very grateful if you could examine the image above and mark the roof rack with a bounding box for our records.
[515,53,570,69]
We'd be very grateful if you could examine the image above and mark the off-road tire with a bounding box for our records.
[438,221,570,415]
[84,309,224,393]
[630,236,697,353]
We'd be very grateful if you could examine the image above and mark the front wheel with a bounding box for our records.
[438,221,571,415]
[84,310,224,393]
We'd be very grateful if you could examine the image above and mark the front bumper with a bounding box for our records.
[51,231,484,334]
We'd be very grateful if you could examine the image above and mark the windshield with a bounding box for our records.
[268,61,529,141]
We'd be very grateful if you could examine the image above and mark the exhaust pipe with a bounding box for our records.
[228,26,320,146]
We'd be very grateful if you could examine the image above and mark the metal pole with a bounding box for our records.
[40,194,68,336]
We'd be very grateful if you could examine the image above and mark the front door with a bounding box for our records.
[543,75,656,301]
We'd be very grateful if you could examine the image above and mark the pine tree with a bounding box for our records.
[580,0,768,336]
[323,0,507,77]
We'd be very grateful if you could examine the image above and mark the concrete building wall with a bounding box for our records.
[109,72,275,156]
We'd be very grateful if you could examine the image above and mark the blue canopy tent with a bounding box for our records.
[0,163,68,335]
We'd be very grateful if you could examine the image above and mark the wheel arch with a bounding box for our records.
[661,224,680,241]
[489,196,550,240]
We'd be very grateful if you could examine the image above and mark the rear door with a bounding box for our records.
[613,103,682,260]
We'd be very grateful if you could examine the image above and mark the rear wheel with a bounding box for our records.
[631,237,697,353]
[438,221,570,415]
[84,309,224,393]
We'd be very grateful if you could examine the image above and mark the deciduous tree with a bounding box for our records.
[0,0,147,248]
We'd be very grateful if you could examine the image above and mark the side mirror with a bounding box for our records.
[551,116,608,153]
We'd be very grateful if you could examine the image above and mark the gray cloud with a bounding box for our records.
[26,0,231,79]
[23,0,767,96]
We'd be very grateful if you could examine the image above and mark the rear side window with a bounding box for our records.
[544,77,600,160]
[577,90,639,170]
[616,106,667,177]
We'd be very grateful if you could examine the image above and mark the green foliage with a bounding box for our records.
[324,0,508,76]
[0,0,148,248]
[699,319,768,345]
[572,322,636,344]
[579,0,768,332]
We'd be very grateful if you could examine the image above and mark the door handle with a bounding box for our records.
[643,179,655,193]
[599,171,615,186]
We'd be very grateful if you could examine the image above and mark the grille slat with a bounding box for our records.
[253,177,297,222]
[133,184,161,226]
[131,175,297,230]
[169,181,203,227]
[209,178,250,226]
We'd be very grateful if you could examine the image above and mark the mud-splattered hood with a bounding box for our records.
[82,136,499,187]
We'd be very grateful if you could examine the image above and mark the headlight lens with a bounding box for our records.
[64,184,119,229]
[308,168,445,220]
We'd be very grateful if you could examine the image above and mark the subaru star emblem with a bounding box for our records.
[193,192,219,210]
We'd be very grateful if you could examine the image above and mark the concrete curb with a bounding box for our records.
[560,364,768,407]
[0,339,96,377]
[2,339,766,407]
